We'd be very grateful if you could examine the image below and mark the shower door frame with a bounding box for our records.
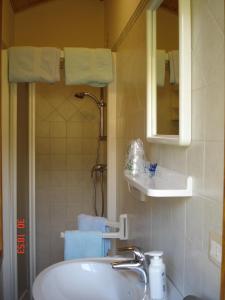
[10,82,36,299]
[2,49,116,299]
[1,49,36,299]
[28,83,36,294]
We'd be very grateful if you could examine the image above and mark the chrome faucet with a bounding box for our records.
[111,246,148,284]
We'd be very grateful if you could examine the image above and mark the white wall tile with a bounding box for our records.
[206,0,224,34]
[191,88,206,141]
[36,155,51,170]
[204,83,224,141]
[58,101,76,120]
[187,142,204,193]
[201,253,221,300]
[66,138,82,154]
[51,155,66,170]
[50,171,67,187]
[184,239,203,297]
[203,197,223,254]
[50,122,67,138]
[82,139,98,155]
[83,122,99,138]
[186,196,204,250]
[36,121,50,137]
[203,141,224,202]
[50,138,66,154]
[67,122,83,138]
[114,1,224,299]
[67,155,83,170]
[36,138,50,154]
[66,171,84,187]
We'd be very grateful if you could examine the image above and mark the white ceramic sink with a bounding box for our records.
[33,257,148,300]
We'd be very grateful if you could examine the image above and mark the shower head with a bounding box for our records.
[74,92,88,99]
[74,92,104,108]
[74,91,107,140]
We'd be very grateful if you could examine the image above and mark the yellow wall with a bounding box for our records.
[2,0,14,47]
[14,0,104,48]
[104,0,141,48]
[157,8,179,135]
[157,7,178,51]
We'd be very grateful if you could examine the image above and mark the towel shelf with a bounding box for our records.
[60,214,129,240]
[125,167,192,198]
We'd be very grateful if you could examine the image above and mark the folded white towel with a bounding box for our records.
[157,50,167,87]
[168,50,179,85]
[8,47,61,83]
[64,47,113,87]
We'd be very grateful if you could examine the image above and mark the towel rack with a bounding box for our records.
[60,214,129,240]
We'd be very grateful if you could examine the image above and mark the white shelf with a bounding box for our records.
[124,166,192,198]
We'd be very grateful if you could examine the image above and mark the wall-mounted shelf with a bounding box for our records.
[124,166,192,197]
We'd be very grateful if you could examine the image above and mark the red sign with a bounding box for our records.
[17,218,26,255]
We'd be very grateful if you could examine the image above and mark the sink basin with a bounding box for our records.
[32,257,148,300]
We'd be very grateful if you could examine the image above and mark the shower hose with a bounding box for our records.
[92,138,106,217]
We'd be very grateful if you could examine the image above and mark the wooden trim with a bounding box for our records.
[0,0,3,259]
[10,0,54,13]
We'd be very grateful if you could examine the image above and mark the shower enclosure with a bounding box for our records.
[1,50,116,299]
[35,81,107,274]
[74,91,107,217]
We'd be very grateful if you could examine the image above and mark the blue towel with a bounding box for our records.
[64,230,104,260]
[78,214,107,231]
[77,214,111,256]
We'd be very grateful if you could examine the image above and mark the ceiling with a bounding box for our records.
[11,0,177,14]
[161,0,178,15]
[10,0,53,12]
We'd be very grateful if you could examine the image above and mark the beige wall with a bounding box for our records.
[111,1,224,299]
[14,0,104,48]
[2,0,14,47]
[104,0,141,48]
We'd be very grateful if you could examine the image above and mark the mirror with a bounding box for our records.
[146,0,191,145]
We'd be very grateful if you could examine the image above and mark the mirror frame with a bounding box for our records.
[146,0,191,146]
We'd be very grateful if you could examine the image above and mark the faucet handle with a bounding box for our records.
[117,246,145,262]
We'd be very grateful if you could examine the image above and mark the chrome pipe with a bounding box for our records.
[74,92,106,140]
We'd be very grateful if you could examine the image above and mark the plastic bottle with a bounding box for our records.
[145,251,167,300]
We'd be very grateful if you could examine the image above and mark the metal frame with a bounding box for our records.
[29,84,36,295]
[2,50,18,300]
[1,50,36,299]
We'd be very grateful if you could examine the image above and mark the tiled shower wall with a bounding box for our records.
[35,80,107,274]
[115,1,224,299]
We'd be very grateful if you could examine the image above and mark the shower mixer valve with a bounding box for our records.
[91,164,107,177]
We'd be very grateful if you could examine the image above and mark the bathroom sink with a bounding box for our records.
[32,257,148,300]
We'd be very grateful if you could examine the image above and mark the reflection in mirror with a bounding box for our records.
[147,0,191,145]
[156,0,179,135]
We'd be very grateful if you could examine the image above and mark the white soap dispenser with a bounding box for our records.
[145,251,167,300]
